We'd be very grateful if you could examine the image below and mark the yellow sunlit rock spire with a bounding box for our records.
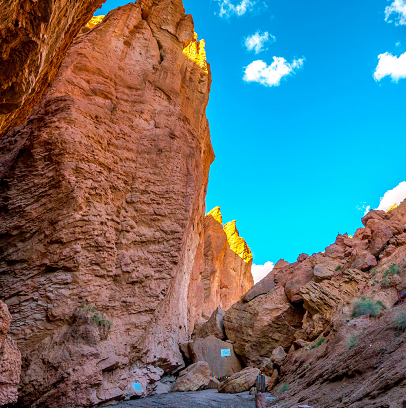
[206,207,253,264]
[387,203,398,212]
[86,15,105,30]
[183,33,208,73]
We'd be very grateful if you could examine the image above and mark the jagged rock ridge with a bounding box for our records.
[0,0,215,406]
[187,206,254,334]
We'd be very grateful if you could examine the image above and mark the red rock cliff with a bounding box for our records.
[188,206,254,333]
[0,0,106,135]
[0,301,21,406]
[0,1,214,406]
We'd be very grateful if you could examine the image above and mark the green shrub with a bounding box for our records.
[346,334,357,349]
[80,301,113,339]
[335,266,341,271]
[388,263,400,275]
[351,297,385,318]
[280,383,289,393]
[371,270,377,276]
[391,310,406,332]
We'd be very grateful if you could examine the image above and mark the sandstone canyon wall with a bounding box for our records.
[223,202,406,406]
[187,207,254,334]
[0,0,215,406]
[0,301,21,406]
[0,0,106,136]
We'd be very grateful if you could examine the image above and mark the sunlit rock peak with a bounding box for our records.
[206,206,223,224]
[387,203,398,212]
[224,220,253,264]
[86,15,105,29]
[183,32,208,73]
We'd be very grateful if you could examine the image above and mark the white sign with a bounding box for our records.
[221,349,231,357]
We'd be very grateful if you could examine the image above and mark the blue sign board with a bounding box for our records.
[132,383,143,391]
[221,349,231,357]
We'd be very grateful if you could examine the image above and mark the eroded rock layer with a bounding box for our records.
[0,0,106,135]
[224,202,406,362]
[0,1,214,406]
[187,207,254,333]
[0,300,21,406]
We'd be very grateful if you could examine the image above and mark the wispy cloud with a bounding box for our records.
[245,31,275,54]
[374,52,406,82]
[244,57,304,87]
[356,202,370,215]
[376,181,406,211]
[385,0,406,25]
[215,0,256,17]
[251,261,274,284]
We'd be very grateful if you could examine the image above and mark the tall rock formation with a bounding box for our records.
[188,207,254,334]
[0,0,106,136]
[0,1,214,406]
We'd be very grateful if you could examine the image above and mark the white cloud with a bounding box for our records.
[244,57,304,87]
[245,31,275,54]
[376,181,406,211]
[251,261,274,284]
[385,0,406,25]
[374,52,406,82]
[396,41,401,47]
[356,202,370,215]
[216,0,256,17]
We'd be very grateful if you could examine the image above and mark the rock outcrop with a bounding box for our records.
[188,335,243,378]
[224,201,406,368]
[172,361,211,392]
[0,301,21,406]
[187,207,254,334]
[218,367,260,394]
[0,0,106,135]
[0,0,214,406]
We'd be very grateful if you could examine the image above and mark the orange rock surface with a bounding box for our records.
[0,0,106,136]
[188,207,254,334]
[0,0,214,406]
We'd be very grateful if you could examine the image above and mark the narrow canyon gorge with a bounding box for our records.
[1,0,406,407]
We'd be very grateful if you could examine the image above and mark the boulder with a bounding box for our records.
[271,346,287,367]
[195,307,226,340]
[189,335,243,377]
[266,369,279,391]
[242,271,275,302]
[224,286,304,367]
[172,362,211,392]
[352,250,377,271]
[313,264,335,282]
[369,224,394,256]
[205,377,221,389]
[218,367,260,394]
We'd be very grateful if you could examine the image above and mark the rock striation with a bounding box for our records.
[0,300,21,406]
[0,0,214,406]
[224,201,406,367]
[0,0,106,135]
[187,207,254,334]
[222,201,406,405]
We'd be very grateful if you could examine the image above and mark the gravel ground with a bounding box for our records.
[108,389,277,408]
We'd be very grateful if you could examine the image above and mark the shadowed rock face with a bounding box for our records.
[0,301,21,406]
[187,207,254,333]
[0,0,106,136]
[0,0,214,406]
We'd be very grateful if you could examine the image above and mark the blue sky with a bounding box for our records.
[97,0,406,281]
